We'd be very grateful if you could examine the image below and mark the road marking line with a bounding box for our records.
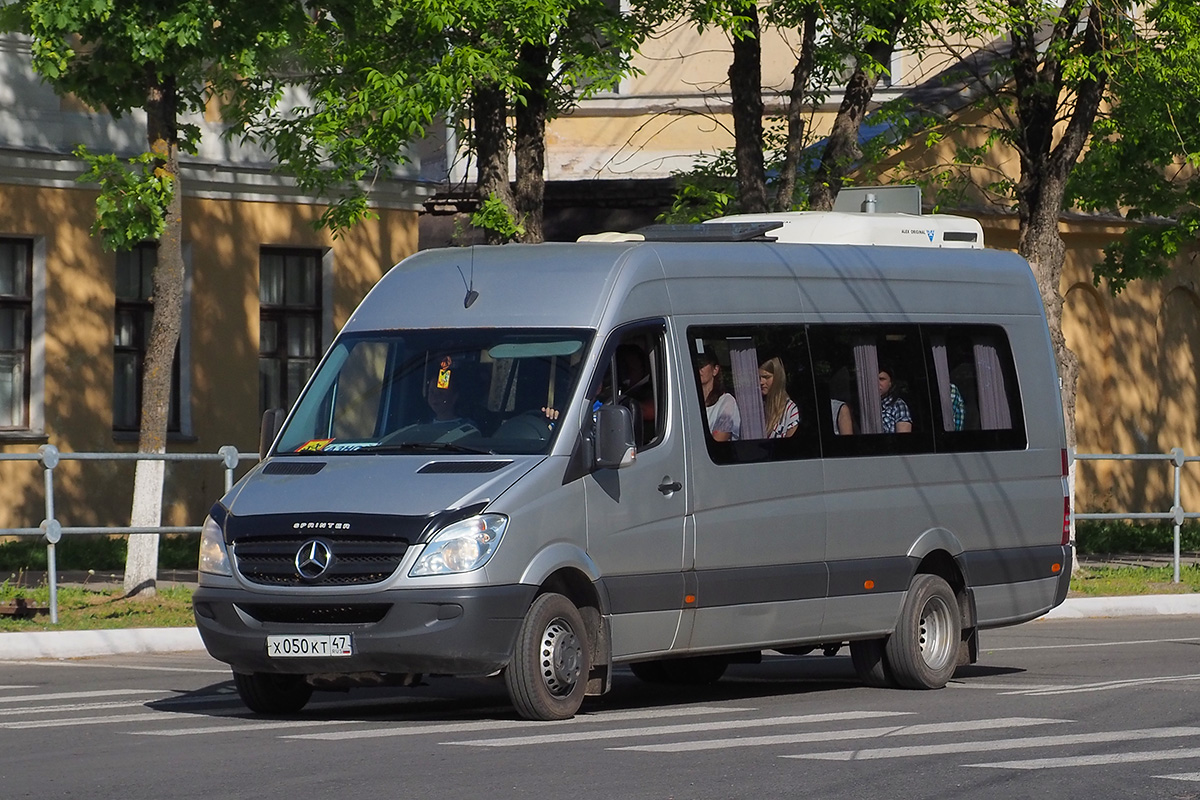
[967,747,1200,770]
[0,692,240,716]
[1003,673,1200,696]
[0,712,170,729]
[984,636,1200,653]
[129,719,370,736]
[0,660,228,674]
[452,711,917,748]
[286,705,759,741]
[784,727,1200,761]
[1154,772,1200,782]
[0,689,161,704]
[612,717,1064,754]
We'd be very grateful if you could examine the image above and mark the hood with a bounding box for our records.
[221,454,544,519]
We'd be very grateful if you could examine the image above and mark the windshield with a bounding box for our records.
[274,329,593,456]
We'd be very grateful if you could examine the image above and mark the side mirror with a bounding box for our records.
[259,408,286,460]
[594,403,637,469]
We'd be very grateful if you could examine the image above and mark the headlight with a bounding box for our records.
[409,514,508,576]
[198,515,232,576]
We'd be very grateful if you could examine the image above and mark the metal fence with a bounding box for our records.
[1073,448,1200,585]
[2,444,1197,624]
[0,444,257,623]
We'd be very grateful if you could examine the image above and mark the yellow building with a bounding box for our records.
[0,33,427,530]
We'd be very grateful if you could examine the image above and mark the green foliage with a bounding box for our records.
[74,147,175,250]
[471,194,526,241]
[1068,0,1200,293]
[222,0,650,237]
[0,535,200,572]
[1075,520,1200,555]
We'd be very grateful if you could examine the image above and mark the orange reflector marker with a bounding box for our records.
[684,594,696,605]
[864,580,875,590]
[1051,563,1062,574]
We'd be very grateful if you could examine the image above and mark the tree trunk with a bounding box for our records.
[728,0,766,214]
[125,75,184,597]
[807,16,905,211]
[514,43,549,244]
[773,7,818,212]
[473,81,515,245]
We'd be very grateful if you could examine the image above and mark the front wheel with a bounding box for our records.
[885,574,961,689]
[233,671,313,714]
[505,593,589,721]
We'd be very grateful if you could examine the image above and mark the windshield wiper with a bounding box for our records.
[360,441,496,456]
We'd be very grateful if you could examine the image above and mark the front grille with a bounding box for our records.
[237,603,390,625]
[234,536,409,587]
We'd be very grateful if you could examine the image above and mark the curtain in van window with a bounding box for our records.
[930,339,955,432]
[729,337,766,440]
[853,341,882,434]
[974,343,1012,429]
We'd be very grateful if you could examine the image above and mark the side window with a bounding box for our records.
[810,325,933,456]
[593,324,666,449]
[926,325,1026,451]
[687,325,819,464]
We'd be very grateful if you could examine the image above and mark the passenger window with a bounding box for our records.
[687,325,819,464]
[593,325,666,449]
[926,325,1026,451]
[810,325,934,456]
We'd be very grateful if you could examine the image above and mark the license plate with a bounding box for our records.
[266,634,354,658]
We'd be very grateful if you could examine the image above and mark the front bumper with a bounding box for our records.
[192,583,537,677]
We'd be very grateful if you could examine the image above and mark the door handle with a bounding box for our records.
[658,478,682,495]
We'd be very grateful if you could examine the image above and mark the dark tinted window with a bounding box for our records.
[687,325,820,464]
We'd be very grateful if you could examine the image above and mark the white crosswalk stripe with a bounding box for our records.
[286,705,758,741]
[611,717,1066,754]
[1155,772,1200,782]
[450,711,917,748]
[968,747,1200,770]
[784,727,1200,761]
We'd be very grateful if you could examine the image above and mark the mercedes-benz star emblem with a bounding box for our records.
[295,539,333,581]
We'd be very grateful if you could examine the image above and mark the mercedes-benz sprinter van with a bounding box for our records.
[193,213,1072,720]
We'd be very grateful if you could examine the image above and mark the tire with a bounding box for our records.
[850,638,896,688]
[505,593,589,721]
[885,574,961,689]
[233,671,313,714]
[630,656,727,685]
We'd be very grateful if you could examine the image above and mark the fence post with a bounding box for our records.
[219,445,240,494]
[38,444,61,624]
[1171,447,1185,584]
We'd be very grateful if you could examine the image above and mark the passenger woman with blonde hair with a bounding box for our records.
[759,357,799,438]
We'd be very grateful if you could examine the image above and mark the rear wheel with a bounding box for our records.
[505,593,589,720]
[885,574,961,689]
[233,671,313,714]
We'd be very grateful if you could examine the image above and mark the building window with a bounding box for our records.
[0,239,32,430]
[260,248,322,415]
[114,244,181,432]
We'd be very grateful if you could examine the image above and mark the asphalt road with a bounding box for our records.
[3,616,1200,800]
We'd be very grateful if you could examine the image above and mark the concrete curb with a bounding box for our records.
[2,595,1199,662]
[0,627,203,661]
[1040,594,1200,619]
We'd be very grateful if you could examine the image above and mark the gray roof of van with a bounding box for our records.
[341,241,1040,334]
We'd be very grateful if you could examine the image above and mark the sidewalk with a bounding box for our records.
[2,593,1199,662]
